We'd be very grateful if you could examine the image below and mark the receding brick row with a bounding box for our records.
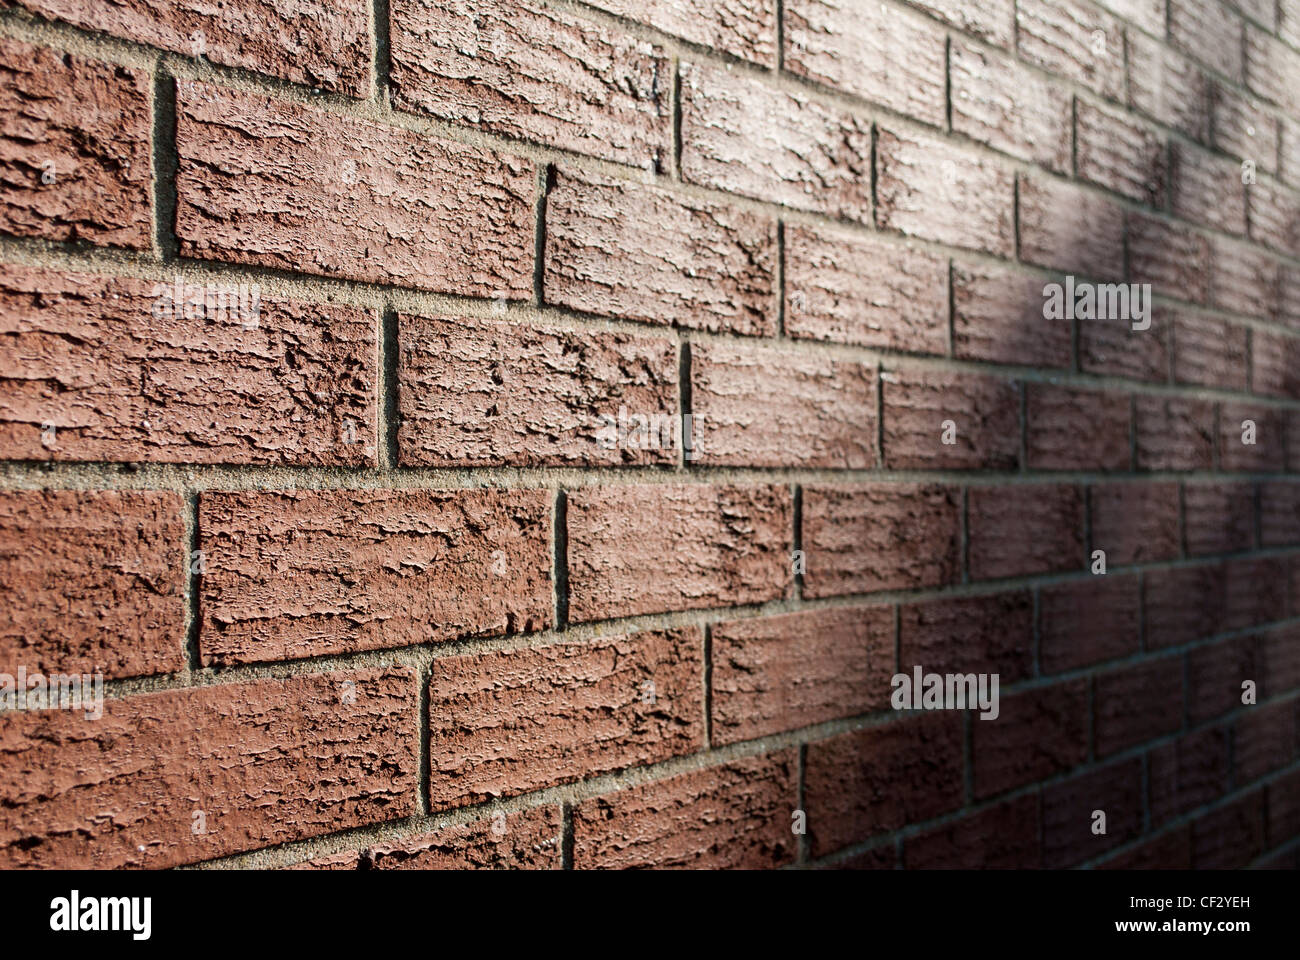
[583,0,777,66]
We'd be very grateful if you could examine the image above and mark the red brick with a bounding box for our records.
[1098,828,1192,869]
[1184,482,1256,556]
[582,0,776,66]
[899,591,1033,681]
[367,807,562,869]
[1126,213,1212,305]
[1076,98,1167,205]
[1017,0,1125,100]
[1282,265,1300,330]
[1192,790,1265,868]
[0,38,149,248]
[806,713,964,855]
[1245,24,1300,112]
[881,368,1019,470]
[1171,142,1247,235]
[1248,178,1300,258]
[900,0,1014,47]
[1171,311,1248,391]
[1211,237,1281,320]
[1089,483,1181,565]
[175,82,534,298]
[0,267,377,466]
[690,341,875,468]
[428,628,703,809]
[679,62,871,222]
[952,261,1071,368]
[784,0,945,126]
[1260,623,1300,695]
[973,680,1088,798]
[1223,555,1287,631]
[6,0,371,95]
[1150,726,1230,824]
[1081,302,1171,385]
[1251,328,1300,399]
[1127,30,1211,143]
[572,752,798,869]
[199,488,552,665]
[1135,396,1215,471]
[1221,402,1286,472]
[802,484,960,598]
[566,483,791,621]
[389,0,669,169]
[1145,563,1226,648]
[967,484,1085,581]
[905,795,1040,869]
[1096,0,1166,34]
[1236,699,1297,782]
[1042,759,1143,867]
[542,166,777,335]
[1267,768,1300,844]
[950,39,1070,173]
[1094,657,1184,756]
[397,313,677,468]
[876,126,1014,257]
[1019,175,1125,279]
[1026,384,1130,471]
[1171,0,1245,80]
[711,606,895,744]
[0,668,418,868]
[783,224,948,354]
[1284,120,1300,189]
[1189,634,1258,723]
[1039,575,1141,673]
[0,490,184,680]
[1211,80,1279,172]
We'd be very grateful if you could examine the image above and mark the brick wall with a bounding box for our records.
[0,0,1298,870]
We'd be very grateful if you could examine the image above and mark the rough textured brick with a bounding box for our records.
[1234,699,1297,782]
[1188,635,1257,723]
[1135,396,1215,471]
[973,680,1088,798]
[802,484,960,598]
[1076,98,1167,205]
[1282,266,1300,329]
[905,795,1040,869]
[1145,564,1225,648]
[175,82,534,298]
[389,0,669,169]
[1096,0,1165,33]
[881,368,1019,470]
[783,224,948,354]
[806,713,963,855]
[0,267,377,466]
[1220,402,1285,472]
[952,261,1071,368]
[0,490,184,680]
[542,166,777,335]
[1193,791,1265,868]
[1252,328,1300,399]
[367,807,562,869]
[1261,481,1300,546]
[582,0,776,66]
[1039,576,1141,673]
[951,39,1071,173]
[689,341,876,468]
[1017,0,1124,100]
[427,628,703,809]
[900,0,1014,47]
[1094,657,1184,756]
[566,483,791,621]
[1211,237,1281,320]
[1089,483,1180,564]
[1172,310,1248,390]
[1245,25,1300,112]
[1211,80,1279,171]
[1080,304,1170,384]
[899,591,1033,681]
[876,126,1014,256]
[199,489,552,665]
[679,62,871,221]
[1223,555,1287,631]
[0,37,149,248]
[1171,142,1248,235]
[1171,0,1244,80]
[1260,622,1300,695]
[0,668,417,868]
[968,484,1085,580]
[5,0,371,96]
[1098,828,1192,869]
[1018,174,1125,279]
[1042,760,1142,867]
[397,313,677,467]
[1127,30,1211,142]
[711,606,894,744]
[1127,213,1212,304]
[1025,384,1131,471]
[1248,179,1300,257]
[1150,726,1230,824]
[572,753,798,869]
[1184,482,1256,556]
[784,0,945,126]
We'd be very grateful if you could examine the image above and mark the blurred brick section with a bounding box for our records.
[542,166,777,335]
[1017,0,1124,99]
[368,807,562,869]
[1088,483,1180,564]
[566,483,791,621]
[903,0,1014,46]
[0,267,378,466]
[952,260,1071,367]
[690,341,876,467]
[881,368,1019,470]
[1135,396,1216,471]
[1172,311,1249,390]
[397,313,677,467]
[1025,384,1131,471]
[899,591,1033,681]
[0,489,184,679]
[1126,213,1212,303]
[389,0,669,169]
[0,37,150,248]
[802,484,961,597]
[427,628,703,809]
[1042,759,1142,867]
[1150,727,1230,825]
[4,0,372,95]
[199,489,552,664]
[1093,657,1184,756]
[583,0,777,65]
[1075,98,1167,205]
[1184,482,1256,555]
[572,752,798,868]
[711,606,894,744]
[905,795,1040,869]
[1039,576,1141,672]
[175,82,534,297]
[973,680,1088,798]
[1127,31,1210,142]
[1018,174,1125,278]
[0,668,418,868]
[968,484,1085,580]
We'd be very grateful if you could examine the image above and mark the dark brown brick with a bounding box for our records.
[1089,483,1181,565]
[968,484,1085,580]
[1094,657,1184,756]
[1039,575,1141,673]
[899,591,1034,682]
[974,680,1088,798]
[881,368,1019,470]
[1026,384,1131,471]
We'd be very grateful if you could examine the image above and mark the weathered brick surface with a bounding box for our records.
[1172,310,1249,390]
[1089,483,1181,565]
[952,261,1072,367]
[1039,576,1141,673]
[1018,174,1125,279]
[368,807,562,869]
[881,368,1019,470]
[1025,384,1131,471]
[1183,482,1256,556]
[967,484,1085,580]
[1017,0,1124,100]
[1135,396,1216,471]
[1150,726,1230,825]
[0,668,418,868]
[1080,305,1169,384]
[973,680,1088,798]
[1261,481,1300,546]
[1128,30,1211,142]
[1127,213,1212,304]
[1076,98,1167,205]
[582,0,776,65]
[1042,760,1143,867]
[1211,237,1282,320]
[1171,0,1244,81]
[899,591,1033,681]
[905,795,1041,869]
[199,489,552,664]
[1220,402,1286,472]
[1171,142,1248,235]
[1211,80,1278,171]
[1252,328,1300,399]
[1188,634,1257,723]
[902,0,1014,46]
[1093,657,1185,756]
